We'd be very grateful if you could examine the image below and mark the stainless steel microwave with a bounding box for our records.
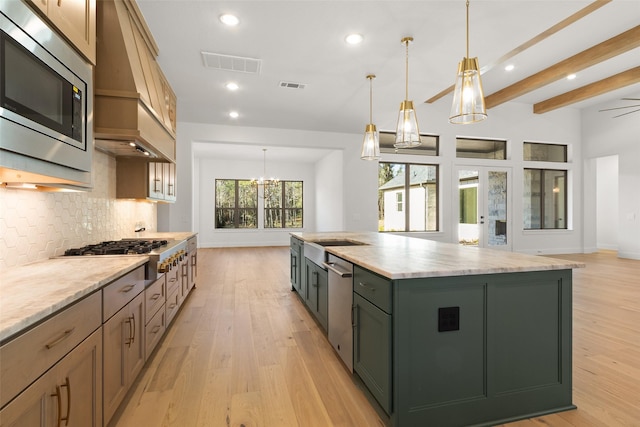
[0,0,92,186]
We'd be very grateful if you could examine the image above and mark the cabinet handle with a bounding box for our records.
[150,293,162,301]
[168,303,177,309]
[57,0,61,6]
[45,327,75,349]
[358,282,375,292]
[120,284,136,293]
[61,377,70,426]
[130,313,136,345]
[312,271,318,287]
[151,325,162,334]
[51,377,70,427]
[125,316,134,347]
[351,305,355,327]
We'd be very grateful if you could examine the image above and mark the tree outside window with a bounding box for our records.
[265,181,303,228]
[215,179,258,228]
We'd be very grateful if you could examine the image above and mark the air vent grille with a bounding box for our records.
[279,81,306,90]
[201,51,261,74]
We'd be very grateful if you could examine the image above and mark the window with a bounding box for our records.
[523,169,567,229]
[264,181,304,228]
[378,162,439,232]
[456,137,506,159]
[215,179,258,228]
[379,131,439,156]
[523,142,567,162]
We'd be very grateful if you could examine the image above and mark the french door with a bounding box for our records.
[455,166,511,250]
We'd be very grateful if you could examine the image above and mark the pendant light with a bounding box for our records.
[361,74,380,160]
[394,37,421,148]
[449,0,487,124]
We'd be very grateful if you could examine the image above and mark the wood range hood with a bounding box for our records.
[94,0,177,162]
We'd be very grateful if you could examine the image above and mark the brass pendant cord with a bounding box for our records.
[404,39,409,100]
[466,0,470,59]
[368,75,374,123]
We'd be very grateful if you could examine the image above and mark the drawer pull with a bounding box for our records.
[358,282,376,292]
[151,325,162,334]
[45,328,75,349]
[120,284,136,293]
[150,293,162,301]
[168,303,177,309]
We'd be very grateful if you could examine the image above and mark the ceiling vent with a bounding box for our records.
[279,81,306,90]
[201,51,261,74]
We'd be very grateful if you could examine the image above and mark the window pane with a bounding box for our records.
[215,180,235,208]
[379,163,406,231]
[239,209,257,228]
[379,132,439,156]
[264,208,282,228]
[487,171,508,246]
[264,182,282,208]
[408,164,438,231]
[524,142,567,162]
[456,138,506,159]
[215,208,235,228]
[238,180,258,208]
[285,181,303,208]
[285,208,303,228]
[523,169,566,229]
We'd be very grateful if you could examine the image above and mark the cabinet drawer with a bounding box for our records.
[145,275,166,324]
[354,266,392,314]
[166,267,180,296]
[166,287,181,325]
[187,236,197,252]
[0,291,101,408]
[145,305,166,360]
[103,266,145,322]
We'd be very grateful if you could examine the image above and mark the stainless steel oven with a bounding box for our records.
[0,0,92,185]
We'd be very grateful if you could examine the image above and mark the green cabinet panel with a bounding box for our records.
[354,292,391,415]
[290,237,302,292]
[304,259,328,331]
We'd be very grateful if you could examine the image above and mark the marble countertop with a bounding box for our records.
[291,232,585,280]
[0,256,148,343]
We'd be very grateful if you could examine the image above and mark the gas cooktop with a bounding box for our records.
[63,239,170,256]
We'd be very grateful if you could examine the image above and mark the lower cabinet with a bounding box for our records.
[304,259,328,330]
[102,292,145,425]
[353,292,392,415]
[0,328,103,427]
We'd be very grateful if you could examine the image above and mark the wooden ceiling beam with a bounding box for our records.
[533,67,640,114]
[424,0,611,104]
[485,25,640,109]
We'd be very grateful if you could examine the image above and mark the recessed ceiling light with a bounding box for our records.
[567,73,577,80]
[345,33,364,45]
[219,14,239,26]
[504,64,515,72]
[226,82,239,91]
[229,111,239,119]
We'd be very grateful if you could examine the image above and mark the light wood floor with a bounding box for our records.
[112,248,640,427]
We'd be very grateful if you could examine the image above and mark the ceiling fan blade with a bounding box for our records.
[598,104,640,112]
[621,98,640,101]
[612,108,640,118]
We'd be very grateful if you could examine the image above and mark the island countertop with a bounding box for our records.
[291,232,585,280]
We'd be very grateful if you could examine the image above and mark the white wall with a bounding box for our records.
[162,98,602,255]
[315,150,344,232]
[582,93,640,260]
[596,156,619,250]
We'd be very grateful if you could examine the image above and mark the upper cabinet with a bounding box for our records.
[116,158,176,202]
[26,0,97,64]
[94,0,177,162]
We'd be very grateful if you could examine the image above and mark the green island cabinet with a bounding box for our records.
[354,265,574,427]
[290,236,303,292]
[303,258,329,331]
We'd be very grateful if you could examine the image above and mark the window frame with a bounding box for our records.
[264,180,304,229]
[214,179,258,229]
[523,168,568,230]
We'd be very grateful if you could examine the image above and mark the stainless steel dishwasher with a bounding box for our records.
[324,254,354,372]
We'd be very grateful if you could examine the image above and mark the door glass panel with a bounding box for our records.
[487,171,508,247]
[458,170,479,246]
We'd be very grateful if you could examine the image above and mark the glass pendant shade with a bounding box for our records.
[361,123,380,160]
[449,57,487,124]
[394,100,421,148]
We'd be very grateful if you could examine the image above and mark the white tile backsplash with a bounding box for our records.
[0,151,156,268]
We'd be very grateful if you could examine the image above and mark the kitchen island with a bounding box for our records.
[290,232,584,427]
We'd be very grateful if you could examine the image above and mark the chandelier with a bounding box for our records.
[251,149,279,188]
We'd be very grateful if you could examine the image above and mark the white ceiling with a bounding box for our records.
[136,0,640,161]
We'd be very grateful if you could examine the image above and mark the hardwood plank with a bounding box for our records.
[113,248,640,427]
